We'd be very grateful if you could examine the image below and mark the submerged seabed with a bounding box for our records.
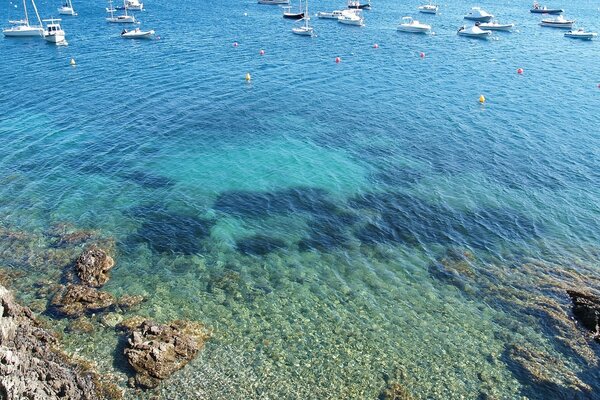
[1,0,600,398]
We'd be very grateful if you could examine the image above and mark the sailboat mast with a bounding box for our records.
[30,0,43,29]
[23,0,29,25]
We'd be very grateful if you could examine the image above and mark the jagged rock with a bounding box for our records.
[51,284,116,318]
[0,285,122,399]
[118,294,144,310]
[123,319,210,389]
[75,245,115,287]
[567,289,600,340]
[379,382,415,400]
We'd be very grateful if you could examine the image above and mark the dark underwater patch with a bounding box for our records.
[126,206,214,255]
[119,170,175,189]
[236,235,286,256]
[213,187,339,219]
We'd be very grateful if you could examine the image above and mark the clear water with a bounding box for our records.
[1,0,600,398]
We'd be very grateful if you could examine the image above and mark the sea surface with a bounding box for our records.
[1,0,600,398]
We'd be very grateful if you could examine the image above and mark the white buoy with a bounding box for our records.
[70,58,76,66]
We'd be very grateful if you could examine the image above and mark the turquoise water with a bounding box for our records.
[2,0,600,398]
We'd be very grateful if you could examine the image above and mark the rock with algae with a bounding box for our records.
[567,289,600,341]
[75,245,115,287]
[0,284,122,399]
[379,381,415,400]
[51,284,116,318]
[122,319,210,389]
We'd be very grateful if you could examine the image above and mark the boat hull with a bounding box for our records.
[284,12,304,19]
[122,30,155,38]
[397,26,430,33]
[106,17,136,23]
[2,27,44,37]
[464,15,493,22]
[44,33,65,43]
[58,7,76,15]
[338,19,364,26]
[531,9,563,14]
[419,9,437,14]
[478,23,514,31]
[540,21,573,28]
[565,32,596,39]
[258,0,289,4]
[292,27,313,36]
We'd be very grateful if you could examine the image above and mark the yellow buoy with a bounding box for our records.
[245,72,251,82]
[479,95,485,104]
[70,58,76,66]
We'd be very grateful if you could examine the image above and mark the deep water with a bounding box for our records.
[1,0,600,398]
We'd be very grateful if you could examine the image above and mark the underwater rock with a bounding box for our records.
[567,290,600,340]
[0,285,122,399]
[66,316,95,334]
[101,312,124,328]
[379,382,415,400]
[51,284,116,318]
[75,245,115,287]
[122,319,210,389]
[115,316,147,332]
[118,294,145,310]
[506,344,592,396]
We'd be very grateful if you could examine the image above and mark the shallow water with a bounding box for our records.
[1,0,600,398]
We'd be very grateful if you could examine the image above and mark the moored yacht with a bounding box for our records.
[338,9,364,26]
[540,15,574,28]
[464,7,493,22]
[476,21,514,31]
[397,16,431,33]
[43,18,66,43]
[457,25,492,38]
[347,0,370,10]
[58,0,77,16]
[418,4,438,14]
[564,28,597,39]
[317,10,344,19]
[2,0,43,37]
[530,2,563,14]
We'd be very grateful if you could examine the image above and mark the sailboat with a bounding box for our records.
[58,0,77,16]
[106,0,136,23]
[292,0,314,36]
[2,0,44,37]
[283,0,304,19]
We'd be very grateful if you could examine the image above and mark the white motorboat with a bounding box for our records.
[258,0,289,4]
[3,0,43,37]
[347,0,370,10]
[121,27,154,38]
[477,21,514,31]
[116,0,143,11]
[418,3,438,14]
[292,0,314,36]
[43,18,66,43]
[338,9,364,26]
[397,16,431,33]
[530,2,563,14]
[540,15,574,28]
[464,7,493,22]
[316,10,344,19]
[564,28,597,39]
[457,25,492,38]
[58,0,76,15]
[106,0,136,23]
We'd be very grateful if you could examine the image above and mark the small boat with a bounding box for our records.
[292,0,314,36]
[418,4,438,14]
[530,2,563,14]
[540,15,574,28]
[457,25,492,38]
[316,10,344,19]
[258,0,289,4]
[347,0,370,10]
[338,9,364,26]
[3,0,43,37]
[464,7,493,22]
[397,16,431,33]
[121,27,154,38]
[564,28,597,39]
[283,1,304,19]
[42,17,66,43]
[58,0,76,15]
[115,0,143,11]
[476,21,514,31]
[106,0,136,23]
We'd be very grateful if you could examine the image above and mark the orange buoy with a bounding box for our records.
[479,95,486,104]
[517,68,523,74]
[245,72,251,82]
